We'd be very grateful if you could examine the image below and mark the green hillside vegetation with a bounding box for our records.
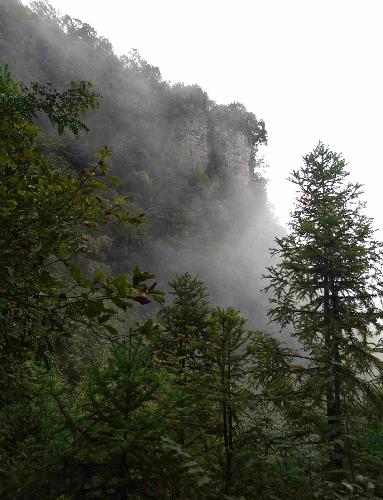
[0,0,280,326]
[1,0,383,498]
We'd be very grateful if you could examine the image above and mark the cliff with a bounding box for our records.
[0,0,282,326]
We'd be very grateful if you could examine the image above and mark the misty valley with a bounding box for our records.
[1,0,383,498]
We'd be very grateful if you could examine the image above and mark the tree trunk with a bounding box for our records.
[323,276,343,478]
[227,335,233,494]
[331,283,343,477]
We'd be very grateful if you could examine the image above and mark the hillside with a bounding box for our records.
[2,2,383,497]
[0,0,282,325]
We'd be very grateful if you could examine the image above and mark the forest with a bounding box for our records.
[1,0,383,498]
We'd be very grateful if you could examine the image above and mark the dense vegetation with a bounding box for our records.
[2,0,383,498]
[0,0,281,325]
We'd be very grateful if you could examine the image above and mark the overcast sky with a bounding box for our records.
[24,0,383,228]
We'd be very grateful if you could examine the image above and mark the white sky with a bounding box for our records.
[23,0,383,228]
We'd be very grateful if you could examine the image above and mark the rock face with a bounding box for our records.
[181,114,210,170]
[178,117,252,184]
[173,102,259,187]
[213,125,252,184]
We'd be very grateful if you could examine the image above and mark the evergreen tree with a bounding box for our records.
[155,273,210,449]
[265,142,383,484]
[207,307,294,497]
[207,307,253,495]
[52,339,208,499]
[158,273,210,368]
[0,335,209,499]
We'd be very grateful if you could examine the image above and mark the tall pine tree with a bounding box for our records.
[265,142,383,482]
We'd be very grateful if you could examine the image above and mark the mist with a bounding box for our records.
[0,0,284,330]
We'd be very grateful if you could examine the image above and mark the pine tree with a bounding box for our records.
[207,307,252,495]
[155,273,210,449]
[265,142,383,482]
[158,272,210,373]
[206,307,292,497]
[54,339,207,499]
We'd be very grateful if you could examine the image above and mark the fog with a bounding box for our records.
[18,0,383,234]
[1,0,286,332]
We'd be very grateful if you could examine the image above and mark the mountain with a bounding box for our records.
[0,0,283,327]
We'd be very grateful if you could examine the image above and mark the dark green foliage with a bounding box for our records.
[0,340,209,499]
[64,340,208,499]
[157,273,210,366]
[206,307,256,495]
[155,273,211,453]
[0,64,99,135]
[0,67,160,368]
[265,142,383,491]
[3,1,383,497]
[156,277,297,498]
[0,69,170,498]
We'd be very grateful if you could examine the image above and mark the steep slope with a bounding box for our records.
[0,0,283,327]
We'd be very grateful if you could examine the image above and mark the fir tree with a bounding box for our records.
[155,273,210,449]
[265,142,383,483]
[207,307,253,495]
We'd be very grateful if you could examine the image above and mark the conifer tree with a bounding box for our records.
[157,272,209,375]
[51,339,207,499]
[265,142,383,482]
[155,273,210,448]
[207,307,253,495]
